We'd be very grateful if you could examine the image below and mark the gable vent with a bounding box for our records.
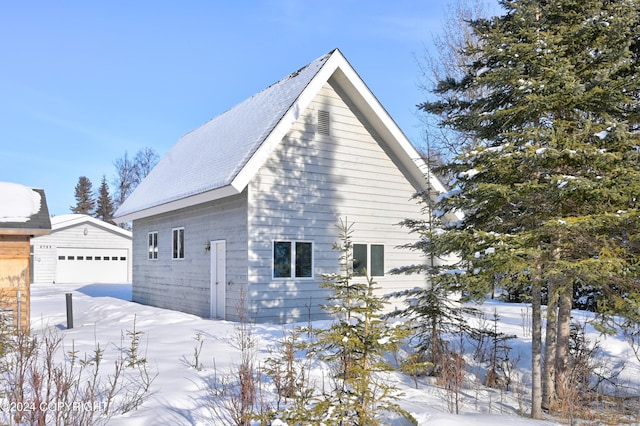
[317,110,330,136]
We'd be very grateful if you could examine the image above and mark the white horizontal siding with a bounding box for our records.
[131,193,248,320]
[247,80,428,323]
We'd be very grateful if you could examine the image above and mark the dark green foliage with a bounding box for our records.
[70,176,95,215]
[419,0,640,333]
[95,175,115,224]
[415,0,640,416]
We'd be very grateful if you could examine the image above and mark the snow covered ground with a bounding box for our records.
[28,282,640,425]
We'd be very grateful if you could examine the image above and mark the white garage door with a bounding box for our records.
[56,248,129,283]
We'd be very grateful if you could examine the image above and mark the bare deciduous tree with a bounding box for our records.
[417,0,489,170]
[112,147,159,210]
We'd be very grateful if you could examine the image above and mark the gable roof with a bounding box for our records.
[115,48,446,222]
[50,214,131,239]
[0,182,51,236]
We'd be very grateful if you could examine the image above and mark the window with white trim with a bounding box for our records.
[353,244,385,277]
[172,227,185,259]
[273,241,313,279]
[148,231,158,260]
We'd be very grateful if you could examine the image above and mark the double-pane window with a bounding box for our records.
[273,241,313,278]
[353,244,384,276]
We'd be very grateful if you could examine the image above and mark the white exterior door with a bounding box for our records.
[210,240,226,319]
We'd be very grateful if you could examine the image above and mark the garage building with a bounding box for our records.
[32,214,132,284]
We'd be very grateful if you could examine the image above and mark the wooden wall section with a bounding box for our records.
[0,235,31,331]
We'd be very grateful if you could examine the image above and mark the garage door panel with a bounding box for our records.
[56,248,128,283]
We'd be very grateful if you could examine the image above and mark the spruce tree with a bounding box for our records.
[304,219,412,425]
[391,176,475,377]
[70,176,95,215]
[417,0,640,418]
[95,175,115,224]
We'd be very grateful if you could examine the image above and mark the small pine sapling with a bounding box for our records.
[307,218,414,425]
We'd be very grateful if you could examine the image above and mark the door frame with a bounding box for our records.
[209,240,227,319]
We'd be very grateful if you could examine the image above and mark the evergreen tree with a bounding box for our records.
[418,0,640,418]
[303,219,412,425]
[391,174,476,377]
[70,176,95,215]
[95,175,115,224]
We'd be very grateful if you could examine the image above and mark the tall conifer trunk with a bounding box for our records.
[543,279,557,410]
[531,261,543,419]
[555,283,573,403]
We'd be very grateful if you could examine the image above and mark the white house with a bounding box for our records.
[114,49,449,323]
[32,214,132,284]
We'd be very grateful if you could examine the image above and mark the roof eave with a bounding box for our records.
[327,58,448,195]
[0,228,52,236]
[115,184,241,223]
[52,215,132,238]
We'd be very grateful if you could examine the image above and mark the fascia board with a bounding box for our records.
[0,228,51,236]
[53,216,132,238]
[230,53,343,193]
[115,185,240,223]
[328,58,449,195]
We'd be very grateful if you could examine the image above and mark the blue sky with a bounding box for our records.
[0,1,500,216]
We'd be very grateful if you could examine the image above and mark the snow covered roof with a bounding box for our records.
[115,48,446,222]
[50,214,131,238]
[0,182,51,235]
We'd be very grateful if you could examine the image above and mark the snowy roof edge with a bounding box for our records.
[114,48,446,223]
[114,50,334,222]
[49,214,131,238]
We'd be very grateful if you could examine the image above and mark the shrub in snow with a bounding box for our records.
[0,318,155,426]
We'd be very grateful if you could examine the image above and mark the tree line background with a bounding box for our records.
[70,147,159,225]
